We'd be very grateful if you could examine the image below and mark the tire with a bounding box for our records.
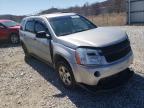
[10,34,20,44]
[56,61,76,89]
[21,42,31,60]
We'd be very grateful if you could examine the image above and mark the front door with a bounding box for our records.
[34,20,52,63]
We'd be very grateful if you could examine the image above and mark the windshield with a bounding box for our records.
[1,21,18,27]
[49,15,97,36]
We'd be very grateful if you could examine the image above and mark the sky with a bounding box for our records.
[0,0,105,15]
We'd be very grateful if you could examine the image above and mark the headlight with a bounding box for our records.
[75,48,102,65]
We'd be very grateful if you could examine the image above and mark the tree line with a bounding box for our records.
[39,0,126,16]
[0,0,127,22]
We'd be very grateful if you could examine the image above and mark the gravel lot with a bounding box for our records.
[0,26,144,108]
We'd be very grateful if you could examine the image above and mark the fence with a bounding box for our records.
[127,0,144,24]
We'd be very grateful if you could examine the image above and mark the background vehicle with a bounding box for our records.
[20,13,133,89]
[0,19,20,44]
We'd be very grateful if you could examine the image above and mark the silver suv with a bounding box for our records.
[20,13,133,89]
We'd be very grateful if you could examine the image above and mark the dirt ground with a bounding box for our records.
[0,26,144,108]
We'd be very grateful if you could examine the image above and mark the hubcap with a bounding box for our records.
[11,35,19,44]
[58,66,72,86]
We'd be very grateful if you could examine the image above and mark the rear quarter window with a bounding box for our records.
[20,20,26,31]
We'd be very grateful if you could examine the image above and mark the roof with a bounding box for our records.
[0,19,12,23]
[23,13,78,21]
[40,13,77,18]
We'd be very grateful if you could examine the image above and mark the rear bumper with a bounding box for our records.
[72,51,133,86]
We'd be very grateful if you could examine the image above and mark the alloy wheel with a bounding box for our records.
[11,34,19,44]
[58,65,72,86]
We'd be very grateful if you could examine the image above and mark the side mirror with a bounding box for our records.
[36,31,51,39]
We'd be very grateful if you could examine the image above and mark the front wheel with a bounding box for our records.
[56,61,76,89]
[10,34,20,44]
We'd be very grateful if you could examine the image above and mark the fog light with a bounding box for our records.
[94,71,100,77]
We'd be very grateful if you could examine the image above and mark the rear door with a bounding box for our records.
[0,23,9,40]
[22,20,37,54]
[34,20,52,63]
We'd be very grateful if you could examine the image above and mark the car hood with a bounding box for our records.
[57,27,127,49]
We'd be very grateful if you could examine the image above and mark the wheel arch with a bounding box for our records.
[53,54,71,68]
[9,32,19,37]
[54,53,77,88]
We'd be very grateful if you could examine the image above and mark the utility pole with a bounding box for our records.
[128,0,131,25]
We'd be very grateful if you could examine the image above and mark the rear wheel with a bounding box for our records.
[56,61,76,89]
[10,34,20,44]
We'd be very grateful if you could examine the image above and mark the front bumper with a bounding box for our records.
[72,52,133,86]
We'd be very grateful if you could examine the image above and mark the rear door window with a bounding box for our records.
[25,20,35,33]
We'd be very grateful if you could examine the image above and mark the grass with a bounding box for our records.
[87,13,127,26]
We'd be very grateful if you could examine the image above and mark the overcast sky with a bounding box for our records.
[0,0,105,15]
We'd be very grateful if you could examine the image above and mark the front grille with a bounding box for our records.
[96,68,134,89]
[80,69,134,91]
[101,39,131,63]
